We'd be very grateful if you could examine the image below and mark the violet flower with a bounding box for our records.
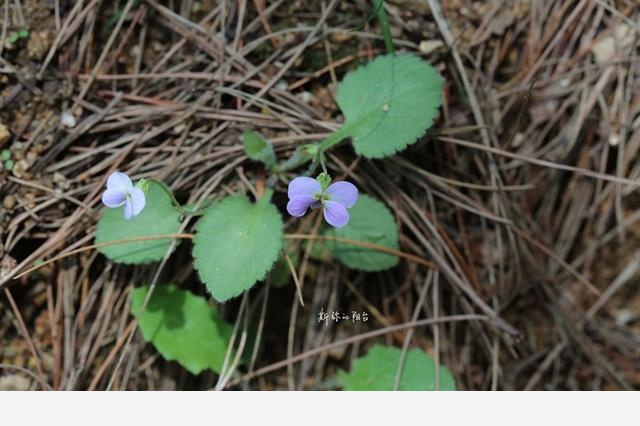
[101,172,146,220]
[286,175,358,228]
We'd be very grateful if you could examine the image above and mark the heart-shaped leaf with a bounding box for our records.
[338,344,456,391]
[131,285,233,375]
[193,195,283,302]
[325,194,399,271]
[336,54,443,158]
[95,181,182,264]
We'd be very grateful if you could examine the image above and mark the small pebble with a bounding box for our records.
[419,40,444,55]
[12,159,28,178]
[60,111,77,128]
[0,123,10,146]
[3,195,16,210]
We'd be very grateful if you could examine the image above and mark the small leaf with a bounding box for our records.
[95,181,182,264]
[193,196,283,302]
[243,130,276,168]
[337,54,443,158]
[325,194,399,271]
[338,344,456,391]
[131,285,233,375]
[18,29,29,38]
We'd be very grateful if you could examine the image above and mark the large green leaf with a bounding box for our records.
[336,54,443,158]
[193,195,283,302]
[338,344,456,391]
[130,285,233,375]
[95,181,182,264]
[325,194,399,271]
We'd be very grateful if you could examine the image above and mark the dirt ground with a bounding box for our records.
[0,0,639,390]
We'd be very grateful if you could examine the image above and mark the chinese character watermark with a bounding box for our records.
[316,307,368,326]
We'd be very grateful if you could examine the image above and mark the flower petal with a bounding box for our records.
[123,199,134,220]
[106,171,133,192]
[101,189,126,208]
[129,187,146,217]
[326,181,358,208]
[287,195,316,217]
[323,201,350,228]
[288,177,321,200]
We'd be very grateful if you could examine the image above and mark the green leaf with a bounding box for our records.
[338,344,456,391]
[325,194,399,271]
[130,285,233,375]
[243,130,276,168]
[95,181,182,264]
[18,29,29,38]
[193,196,283,302]
[336,54,443,158]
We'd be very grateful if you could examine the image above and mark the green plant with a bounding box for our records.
[93,1,444,384]
[8,29,29,44]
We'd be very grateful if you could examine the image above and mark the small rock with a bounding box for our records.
[297,91,313,103]
[11,159,28,178]
[60,111,77,128]
[0,375,31,391]
[26,151,38,167]
[52,172,68,189]
[592,23,633,64]
[609,133,620,147]
[3,195,16,210]
[419,40,444,55]
[330,32,353,43]
[0,123,10,146]
[24,192,36,208]
[172,124,186,135]
[615,309,635,327]
[27,30,52,61]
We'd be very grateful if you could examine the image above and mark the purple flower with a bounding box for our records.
[286,176,358,228]
[101,172,146,220]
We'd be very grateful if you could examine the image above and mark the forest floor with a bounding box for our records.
[1,0,639,390]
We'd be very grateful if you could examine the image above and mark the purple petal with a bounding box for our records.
[326,181,358,208]
[288,177,321,200]
[101,189,126,208]
[323,201,349,228]
[107,172,133,192]
[287,195,316,217]
[129,187,146,217]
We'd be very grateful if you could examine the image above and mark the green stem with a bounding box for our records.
[149,179,210,216]
[319,125,351,152]
[371,0,394,54]
[276,126,351,173]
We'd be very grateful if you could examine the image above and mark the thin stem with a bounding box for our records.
[371,0,394,54]
[149,179,210,216]
[319,124,350,152]
[277,125,352,173]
